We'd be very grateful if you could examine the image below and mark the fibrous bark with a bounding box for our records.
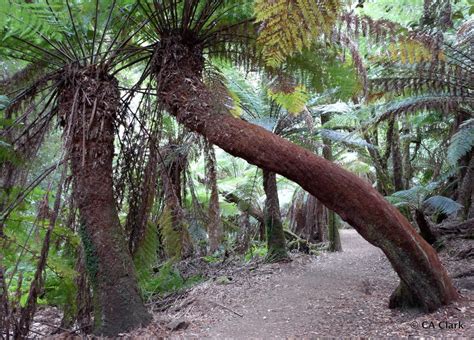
[126,137,160,255]
[159,148,193,259]
[205,142,223,253]
[262,169,289,262]
[321,113,342,252]
[414,209,438,245]
[288,191,327,243]
[154,37,458,311]
[458,154,474,220]
[391,121,404,191]
[59,67,150,336]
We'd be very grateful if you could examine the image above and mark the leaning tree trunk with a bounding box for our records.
[59,67,150,336]
[153,38,458,311]
[262,169,289,262]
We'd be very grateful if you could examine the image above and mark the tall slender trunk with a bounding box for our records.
[364,132,392,195]
[321,113,342,252]
[262,170,289,262]
[391,121,404,191]
[401,121,412,189]
[59,68,150,336]
[127,138,159,254]
[205,143,223,253]
[154,39,458,311]
[458,153,474,220]
[160,154,193,259]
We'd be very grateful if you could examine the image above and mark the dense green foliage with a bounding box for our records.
[0,0,472,336]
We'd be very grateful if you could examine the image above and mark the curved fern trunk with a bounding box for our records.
[154,40,458,311]
[59,68,150,336]
[262,170,289,262]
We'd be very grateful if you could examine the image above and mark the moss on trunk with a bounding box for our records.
[263,170,290,262]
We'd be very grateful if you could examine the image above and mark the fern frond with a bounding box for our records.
[455,18,474,48]
[319,129,374,149]
[255,0,342,67]
[423,195,462,215]
[371,94,473,125]
[389,186,427,207]
[371,60,472,97]
[133,221,158,286]
[268,83,308,115]
[447,119,474,165]
[321,112,360,129]
[339,12,399,43]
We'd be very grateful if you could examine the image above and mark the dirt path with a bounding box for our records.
[170,230,473,338]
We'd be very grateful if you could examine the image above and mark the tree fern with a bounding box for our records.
[255,0,342,67]
[423,195,462,215]
[267,84,308,115]
[319,129,374,149]
[133,221,159,290]
[447,119,474,165]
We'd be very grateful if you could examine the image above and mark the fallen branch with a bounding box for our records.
[207,300,243,317]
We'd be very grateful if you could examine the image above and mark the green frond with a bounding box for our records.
[371,94,473,125]
[268,84,308,115]
[447,119,474,165]
[422,195,463,215]
[133,220,159,289]
[319,129,374,149]
[388,186,428,208]
[321,113,360,129]
[255,0,342,67]
[0,1,66,42]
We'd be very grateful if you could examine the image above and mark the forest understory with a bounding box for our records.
[27,229,473,338]
[1,0,473,338]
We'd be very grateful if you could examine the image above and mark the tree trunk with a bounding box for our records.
[235,212,252,254]
[401,120,412,189]
[289,192,327,243]
[364,132,392,195]
[391,121,404,191]
[154,40,458,311]
[414,209,438,245]
[60,68,150,336]
[457,153,474,220]
[127,138,159,254]
[205,142,223,253]
[160,157,193,259]
[321,113,342,252]
[262,170,289,262]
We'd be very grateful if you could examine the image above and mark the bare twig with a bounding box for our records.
[207,300,243,317]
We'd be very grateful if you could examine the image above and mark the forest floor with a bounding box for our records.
[125,229,473,338]
[32,229,473,338]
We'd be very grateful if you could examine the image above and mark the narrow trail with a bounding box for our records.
[177,230,472,338]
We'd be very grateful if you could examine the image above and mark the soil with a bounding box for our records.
[30,229,473,338]
[126,229,473,338]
